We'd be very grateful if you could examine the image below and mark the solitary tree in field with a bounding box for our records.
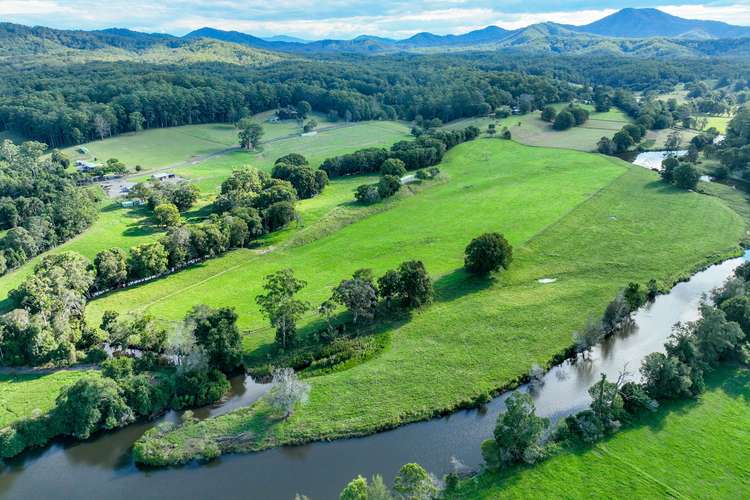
[238,123,263,149]
[552,110,575,131]
[296,100,312,119]
[483,391,549,467]
[186,304,242,373]
[266,367,310,418]
[664,130,683,155]
[464,232,513,276]
[256,268,310,349]
[393,463,437,500]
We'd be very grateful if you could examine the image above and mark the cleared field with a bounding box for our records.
[698,114,732,134]
[644,127,699,150]
[61,123,239,171]
[171,121,411,193]
[0,200,165,311]
[0,370,96,428]
[455,367,750,499]
[95,140,743,456]
[0,120,410,309]
[445,105,632,152]
[60,112,333,173]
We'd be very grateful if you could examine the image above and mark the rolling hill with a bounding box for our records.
[0,22,285,65]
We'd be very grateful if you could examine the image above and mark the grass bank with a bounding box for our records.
[0,370,97,428]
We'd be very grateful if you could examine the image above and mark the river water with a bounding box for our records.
[1,253,746,499]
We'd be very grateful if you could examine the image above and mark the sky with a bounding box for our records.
[1,1,749,40]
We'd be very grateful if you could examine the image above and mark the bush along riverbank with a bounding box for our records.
[131,261,668,468]
[443,263,750,497]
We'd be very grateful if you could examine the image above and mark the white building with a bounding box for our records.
[152,172,176,181]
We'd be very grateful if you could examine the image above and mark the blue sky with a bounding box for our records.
[1,1,748,39]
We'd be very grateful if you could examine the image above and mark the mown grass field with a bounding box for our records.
[171,120,411,193]
[59,112,334,172]
[0,119,410,310]
[454,367,750,499]
[0,370,96,428]
[99,139,743,457]
[446,104,632,152]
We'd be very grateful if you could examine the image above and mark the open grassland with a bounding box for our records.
[643,126,699,150]
[0,120,410,309]
[99,139,743,457]
[454,367,750,499]
[61,123,239,171]
[698,114,732,134]
[0,370,96,428]
[171,121,411,193]
[445,104,632,152]
[59,113,334,173]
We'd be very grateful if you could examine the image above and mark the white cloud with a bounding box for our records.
[657,3,750,25]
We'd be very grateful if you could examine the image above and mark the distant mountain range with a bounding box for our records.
[1,8,749,64]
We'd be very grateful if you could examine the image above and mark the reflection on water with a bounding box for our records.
[0,253,746,500]
[632,150,687,171]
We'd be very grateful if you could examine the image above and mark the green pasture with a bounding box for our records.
[94,139,743,455]
[456,367,750,499]
[0,370,97,428]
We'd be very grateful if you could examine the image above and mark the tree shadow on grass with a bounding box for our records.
[433,267,495,303]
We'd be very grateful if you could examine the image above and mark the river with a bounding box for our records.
[0,253,746,499]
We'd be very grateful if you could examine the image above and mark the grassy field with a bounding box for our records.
[171,120,411,193]
[454,367,750,498]
[446,104,632,152]
[0,370,96,428]
[59,112,334,172]
[116,139,743,461]
[0,119,411,309]
[698,114,732,134]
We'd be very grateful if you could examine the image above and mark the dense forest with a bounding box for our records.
[3,52,749,147]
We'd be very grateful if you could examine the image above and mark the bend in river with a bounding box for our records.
[1,252,746,500]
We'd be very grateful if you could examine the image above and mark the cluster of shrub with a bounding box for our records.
[596,87,685,131]
[354,158,441,205]
[129,179,200,213]
[541,104,590,131]
[486,122,512,139]
[319,126,479,178]
[0,302,244,459]
[477,265,750,478]
[339,463,438,500]
[597,123,648,155]
[0,140,98,275]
